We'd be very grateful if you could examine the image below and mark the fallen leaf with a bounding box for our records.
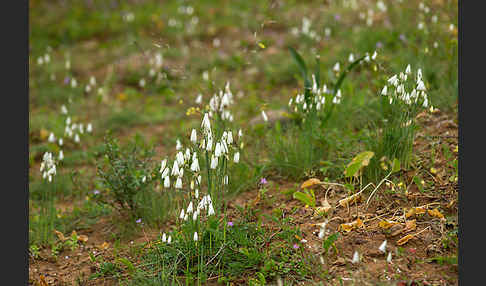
[315,199,332,216]
[378,220,400,229]
[390,225,404,236]
[54,230,66,241]
[340,218,364,232]
[117,93,127,101]
[397,234,414,246]
[78,235,89,243]
[405,220,417,231]
[338,193,361,207]
[427,208,444,219]
[333,257,347,266]
[38,274,49,286]
[301,178,322,189]
[405,206,427,218]
[39,129,49,141]
[97,242,110,250]
[447,200,456,209]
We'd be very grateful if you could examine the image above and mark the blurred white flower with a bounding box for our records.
[61,105,68,115]
[333,62,340,72]
[387,252,392,263]
[164,175,170,188]
[71,78,77,88]
[190,129,197,143]
[190,156,200,172]
[186,202,194,214]
[233,151,240,163]
[193,232,198,241]
[90,76,97,86]
[348,53,355,63]
[381,86,388,96]
[58,150,64,161]
[261,110,268,122]
[210,155,218,169]
[195,94,203,104]
[175,177,182,189]
[371,51,378,60]
[139,78,146,88]
[378,240,387,253]
[352,250,360,264]
[48,132,56,143]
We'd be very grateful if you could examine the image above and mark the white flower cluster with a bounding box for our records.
[148,53,166,84]
[62,104,93,144]
[159,112,242,195]
[160,232,172,244]
[208,82,234,122]
[40,152,57,182]
[380,64,430,108]
[288,74,339,114]
[85,76,97,93]
[180,193,216,222]
[291,17,321,41]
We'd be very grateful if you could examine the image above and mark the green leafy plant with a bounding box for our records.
[96,134,157,218]
[293,188,316,207]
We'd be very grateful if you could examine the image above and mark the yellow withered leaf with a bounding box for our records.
[54,230,66,241]
[378,220,400,229]
[40,129,49,141]
[39,274,49,286]
[405,220,417,231]
[428,208,444,219]
[78,235,89,243]
[396,234,414,246]
[117,93,127,101]
[301,178,322,189]
[340,223,354,232]
[340,218,364,232]
[97,241,110,250]
[405,206,427,218]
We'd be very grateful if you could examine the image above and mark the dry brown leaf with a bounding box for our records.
[340,218,364,232]
[396,234,414,245]
[447,200,456,209]
[301,178,322,189]
[390,225,404,236]
[78,235,89,243]
[405,206,427,218]
[315,199,332,216]
[54,230,66,241]
[338,193,361,207]
[378,220,400,229]
[38,274,49,286]
[333,257,347,266]
[427,208,444,219]
[97,241,110,250]
[405,220,417,231]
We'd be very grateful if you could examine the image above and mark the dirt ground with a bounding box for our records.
[29,109,458,286]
